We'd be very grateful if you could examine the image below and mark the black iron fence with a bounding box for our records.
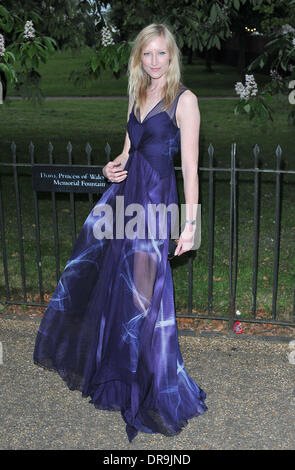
[0,141,294,330]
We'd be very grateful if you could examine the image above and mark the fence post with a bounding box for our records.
[208,143,214,316]
[228,142,237,331]
[271,145,282,320]
[251,144,260,319]
[31,141,45,304]
[12,141,27,302]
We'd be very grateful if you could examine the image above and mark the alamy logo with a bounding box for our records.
[92,197,201,250]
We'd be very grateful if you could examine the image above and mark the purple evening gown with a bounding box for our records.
[33,84,208,443]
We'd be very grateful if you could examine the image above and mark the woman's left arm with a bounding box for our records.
[174,90,200,256]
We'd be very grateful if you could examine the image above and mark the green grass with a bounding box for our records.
[1,48,294,322]
[0,99,127,164]
[0,96,293,168]
[6,46,270,97]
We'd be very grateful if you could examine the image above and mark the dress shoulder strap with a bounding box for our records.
[166,84,189,128]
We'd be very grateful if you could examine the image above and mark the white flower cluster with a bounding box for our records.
[101,26,115,46]
[280,24,295,48]
[0,33,5,57]
[24,20,35,39]
[281,24,295,35]
[221,4,229,15]
[234,74,258,100]
[270,69,283,81]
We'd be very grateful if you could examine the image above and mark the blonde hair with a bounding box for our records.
[127,24,182,115]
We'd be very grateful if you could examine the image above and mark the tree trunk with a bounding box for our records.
[237,32,246,80]
[205,49,213,72]
[0,70,7,101]
[187,47,193,65]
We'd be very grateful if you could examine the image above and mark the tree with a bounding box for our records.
[80,0,277,80]
[245,0,295,124]
[0,2,58,103]
[0,0,104,102]
[94,0,295,125]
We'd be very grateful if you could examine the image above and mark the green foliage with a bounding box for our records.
[69,42,131,86]
[248,35,295,74]
[253,0,295,34]
[0,3,57,103]
[246,1,295,125]
[8,31,57,104]
[0,4,14,33]
[10,35,56,69]
[0,31,17,84]
[234,91,274,123]
[288,107,295,125]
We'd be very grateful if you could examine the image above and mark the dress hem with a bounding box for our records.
[33,358,208,443]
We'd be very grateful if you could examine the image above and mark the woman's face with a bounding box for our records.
[141,34,170,81]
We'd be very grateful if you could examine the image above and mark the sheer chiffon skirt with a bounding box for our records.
[33,86,208,442]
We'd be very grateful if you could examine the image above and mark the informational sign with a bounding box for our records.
[32,165,111,193]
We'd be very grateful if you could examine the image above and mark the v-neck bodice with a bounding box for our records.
[126,84,188,179]
[132,84,188,126]
[137,97,165,124]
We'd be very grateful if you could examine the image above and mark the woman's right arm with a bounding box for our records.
[102,96,134,182]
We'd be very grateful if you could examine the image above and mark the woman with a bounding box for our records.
[33,23,207,443]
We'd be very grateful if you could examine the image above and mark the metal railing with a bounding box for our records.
[0,141,294,330]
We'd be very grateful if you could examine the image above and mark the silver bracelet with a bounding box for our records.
[185,219,196,225]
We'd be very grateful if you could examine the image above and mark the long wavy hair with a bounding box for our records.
[127,24,182,116]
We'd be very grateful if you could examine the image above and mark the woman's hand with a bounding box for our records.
[102,159,128,183]
[174,223,196,256]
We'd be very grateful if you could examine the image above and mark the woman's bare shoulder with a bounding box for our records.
[176,89,199,126]
[178,88,198,108]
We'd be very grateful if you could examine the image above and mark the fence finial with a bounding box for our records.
[253,144,260,168]
[275,145,282,159]
[67,141,73,154]
[208,143,214,157]
[105,142,111,161]
[11,141,16,153]
[29,141,35,163]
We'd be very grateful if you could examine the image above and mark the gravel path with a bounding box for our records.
[0,314,294,450]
